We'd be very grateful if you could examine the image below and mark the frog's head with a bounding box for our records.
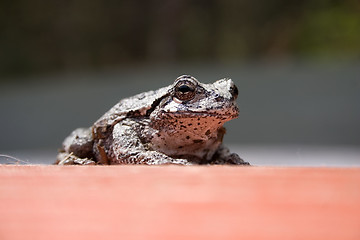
[150,75,239,125]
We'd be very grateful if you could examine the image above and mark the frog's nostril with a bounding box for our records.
[229,84,238,100]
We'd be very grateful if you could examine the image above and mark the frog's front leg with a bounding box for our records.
[107,121,191,165]
[56,128,96,165]
[210,145,250,165]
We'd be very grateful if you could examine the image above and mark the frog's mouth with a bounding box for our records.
[163,111,239,120]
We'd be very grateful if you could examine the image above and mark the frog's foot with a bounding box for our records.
[210,145,250,165]
[111,149,193,165]
[56,152,96,165]
[145,156,193,165]
[222,153,250,165]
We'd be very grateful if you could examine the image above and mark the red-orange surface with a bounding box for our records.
[0,165,359,240]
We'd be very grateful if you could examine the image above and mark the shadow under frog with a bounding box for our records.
[56,75,249,165]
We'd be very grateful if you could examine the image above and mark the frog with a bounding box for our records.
[56,75,249,165]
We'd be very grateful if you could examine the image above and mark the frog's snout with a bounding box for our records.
[229,82,239,100]
[213,78,239,101]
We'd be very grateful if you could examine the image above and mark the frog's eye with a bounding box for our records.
[175,81,196,101]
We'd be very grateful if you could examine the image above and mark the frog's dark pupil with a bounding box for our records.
[178,85,192,93]
[175,81,196,101]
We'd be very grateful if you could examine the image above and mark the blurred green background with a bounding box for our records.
[1,0,360,76]
[0,0,359,164]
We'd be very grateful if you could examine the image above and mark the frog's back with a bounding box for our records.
[93,85,170,131]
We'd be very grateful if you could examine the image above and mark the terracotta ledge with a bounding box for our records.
[0,165,359,240]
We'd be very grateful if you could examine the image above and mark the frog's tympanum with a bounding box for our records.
[56,75,249,165]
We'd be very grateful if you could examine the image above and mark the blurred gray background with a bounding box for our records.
[1,0,359,165]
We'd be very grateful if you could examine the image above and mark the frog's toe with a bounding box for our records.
[226,153,250,165]
[72,158,96,165]
[57,152,96,165]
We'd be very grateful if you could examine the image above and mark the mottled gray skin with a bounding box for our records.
[56,75,249,165]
